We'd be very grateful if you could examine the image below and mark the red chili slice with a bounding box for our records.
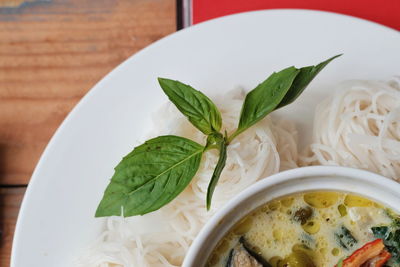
[361,249,391,267]
[341,239,385,267]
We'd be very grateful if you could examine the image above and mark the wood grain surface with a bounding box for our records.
[0,0,176,265]
[0,187,25,267]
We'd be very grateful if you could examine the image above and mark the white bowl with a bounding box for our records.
[182,166,400,267]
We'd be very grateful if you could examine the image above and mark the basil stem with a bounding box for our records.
[206,133,228,210]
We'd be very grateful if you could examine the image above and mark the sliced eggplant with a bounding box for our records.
[226,237,271,267]
[335,226,358,250]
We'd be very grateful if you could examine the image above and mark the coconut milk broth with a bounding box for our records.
[208,191,397,267]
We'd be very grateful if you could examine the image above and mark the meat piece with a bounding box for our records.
[226,237,271,267]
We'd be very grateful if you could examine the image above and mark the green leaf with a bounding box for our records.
[206,134,227,210]
[158,78,222,135]
[372,224,400,263]
[235,67,300,137]
[95,136,204,217]
[277,54,342,109]
[230,55,341,142]
[371,226,390,239]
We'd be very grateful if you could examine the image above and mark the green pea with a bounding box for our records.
[332,248,340,256]
[302,220,320,234]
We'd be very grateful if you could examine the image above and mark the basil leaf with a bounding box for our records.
[230,56,340,142]
[277,54,342,109]
[372,225,400,263]
[158,78,222,135]
[95,135,204,217]
[206,135,227,210]
[235,67,300,136]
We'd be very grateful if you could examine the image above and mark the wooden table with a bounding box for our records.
[0,0,176,265]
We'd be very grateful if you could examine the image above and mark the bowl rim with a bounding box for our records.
[182,165,400,266]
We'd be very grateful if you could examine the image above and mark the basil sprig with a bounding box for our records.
[95,55,340,217]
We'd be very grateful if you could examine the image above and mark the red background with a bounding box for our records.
[193,0,400,30]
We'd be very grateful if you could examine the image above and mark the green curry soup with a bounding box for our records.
[207,191,400,267]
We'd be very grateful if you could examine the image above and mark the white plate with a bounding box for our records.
[11,9,400,267]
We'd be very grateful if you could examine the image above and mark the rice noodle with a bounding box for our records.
[300,78,400,181]
[77,88,299,267]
